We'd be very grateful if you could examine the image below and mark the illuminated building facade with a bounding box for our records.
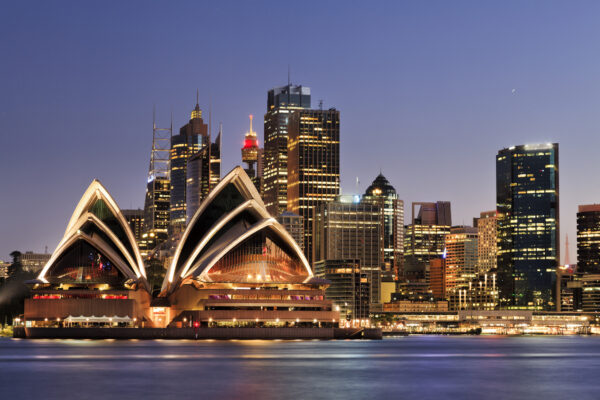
[161,167,338,328]
[20,251,51,274]
[577,204,600,274]
[444,226,479,293]
[447,273,498,311]
[404,202,452,271]
[142,178,170,257]
[556,264,581,312]
[581,274,600,312]
[122,209,144,242]
[313,197,382,306]
[25,180,152,327]
[363,174,404,280]
[186,125,221,223]
[143,112,171,255]
[496,143,559,310]
[0,261,9,279]
[171,98,221,233]
[277,211,304,252]
[429,257,447,299]
[287,108,340,263]
[313,259,370,320]
[475,210,497,274]
[263,84,311,216]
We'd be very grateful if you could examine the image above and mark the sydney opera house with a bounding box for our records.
[22,167,339,334]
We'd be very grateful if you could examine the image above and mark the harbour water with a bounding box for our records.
[1,335,599,399]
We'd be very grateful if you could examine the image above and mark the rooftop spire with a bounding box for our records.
[249,114,254,133]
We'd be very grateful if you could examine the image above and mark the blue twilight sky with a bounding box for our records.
[1,0,599,262]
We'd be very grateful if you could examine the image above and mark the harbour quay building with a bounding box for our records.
[22,167,338,330]
[159,167,338,328]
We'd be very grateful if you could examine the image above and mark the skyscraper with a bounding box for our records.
[186,124,221,223]
[404,202,452,267]
[170,99,207,232]
[363,173,404,280]
[287,108,340,263]
[496,143,559,310]
[171,96,221,230]
[122,209,145,242]
[475,210,497,274]
[313,197,382,306]
[263,84,311,216]
[276,211,304,252]
[143,112,171,255]
[444,226,479,294]
[577,204,600,274]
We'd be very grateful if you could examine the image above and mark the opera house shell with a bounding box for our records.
[158,167,339,328]
[25,180,153,327]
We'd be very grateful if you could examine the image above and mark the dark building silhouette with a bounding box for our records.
[496,143,559,310]
[577,204,600,274]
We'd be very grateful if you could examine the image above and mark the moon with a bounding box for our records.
[511,88,516,94]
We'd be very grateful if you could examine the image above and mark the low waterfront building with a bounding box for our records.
[376,310,591,335]
[383,300,448,313]
[25,180,152,327]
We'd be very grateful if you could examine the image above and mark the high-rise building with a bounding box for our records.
[288,108,340,263]
[404,202,452,268]
[577,204,600,274]
[429,257,447,299]
[186,125,221,223]
[444,226,479,294]
[475,211,497,274]
[313,197,382,306]
[363,174,404,280]
[171,97,220,232]
[313,259,370,321]
[496,143,559,310]
[143,112,171,255]
[263,84,311,216]
[122,209,144,242]
[276,211,304,252]
[241,115,261,191]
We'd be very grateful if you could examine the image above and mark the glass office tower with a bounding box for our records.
[263,84,311,216]
[496,143,559,310]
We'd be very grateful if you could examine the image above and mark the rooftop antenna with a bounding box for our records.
[355,176,360,194]
[319,100,323,110]
[288,64,291,86]
[209,96,212,138]
[196,88,199,106]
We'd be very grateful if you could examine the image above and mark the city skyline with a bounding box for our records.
[3,1,600,261]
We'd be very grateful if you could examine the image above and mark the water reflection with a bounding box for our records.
[0,336,599,399]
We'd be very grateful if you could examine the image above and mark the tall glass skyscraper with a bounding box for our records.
[577,204,600,274]
[496,143,559,310]
[170,99,220,233]
[287,108,340,264]
[363,174,404,280]
[263,84,311,216]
